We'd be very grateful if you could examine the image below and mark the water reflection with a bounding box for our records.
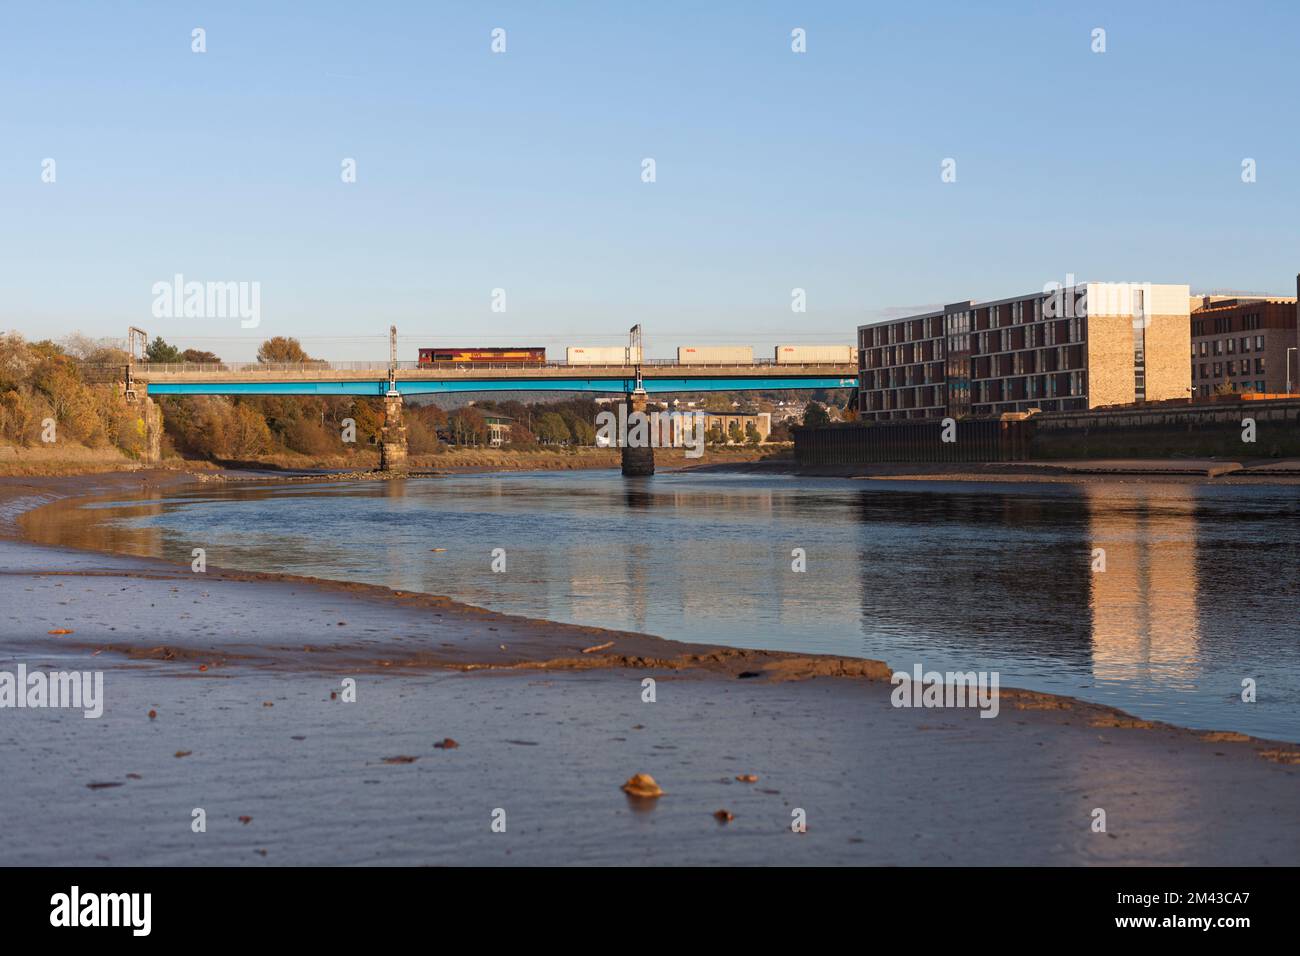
[1086,485,1201,688]
[17,472,1300,740]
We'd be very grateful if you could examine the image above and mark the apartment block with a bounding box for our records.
[1188,291,1298,398]
[857,282,1191,421]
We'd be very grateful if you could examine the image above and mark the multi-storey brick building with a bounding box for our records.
[1188,291,1298,398]
[857,282,1191,421]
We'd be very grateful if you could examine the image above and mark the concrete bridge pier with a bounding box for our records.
[620,391,654,476]
[379,391,409,472]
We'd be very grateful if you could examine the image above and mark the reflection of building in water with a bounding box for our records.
[854,488,1096,665]
[1086,485,1200,683]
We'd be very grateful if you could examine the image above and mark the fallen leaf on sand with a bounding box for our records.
[713,809,734,823]
[382,755,419,764]
[736,774,759,783]
[47,629,74,635]
[262,701,274,707]
[430,548,447,552]
[433,738,458,749]
[147,709,157,720]
[238,816,252,824]
[582,641,615,654]
[86,782,123,790]
[621,773,664,799]
[175,751,192,758]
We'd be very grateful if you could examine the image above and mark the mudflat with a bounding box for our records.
[1,471,1296,865]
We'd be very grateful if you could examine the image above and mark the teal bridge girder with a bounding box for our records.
[142,375,860,397]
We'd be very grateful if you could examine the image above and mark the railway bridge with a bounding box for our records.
[120,359,858,475]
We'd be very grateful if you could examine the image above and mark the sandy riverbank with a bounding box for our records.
[1,470,1297,865]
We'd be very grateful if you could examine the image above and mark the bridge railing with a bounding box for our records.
[91,360,859,374]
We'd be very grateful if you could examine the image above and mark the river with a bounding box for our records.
[25,470,1300,741]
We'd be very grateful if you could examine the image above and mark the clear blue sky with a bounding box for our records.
[2,0,1297,361]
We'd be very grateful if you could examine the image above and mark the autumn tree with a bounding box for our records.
[257,337,311,364]
[506,420,538,447]
[182,349,222,364]
[448,406,487,446]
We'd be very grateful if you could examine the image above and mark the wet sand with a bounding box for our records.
[1,470,1298,865]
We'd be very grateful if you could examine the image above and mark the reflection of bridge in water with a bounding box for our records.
[118,359,859,474]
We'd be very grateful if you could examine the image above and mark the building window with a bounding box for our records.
[1255,335,1264,350]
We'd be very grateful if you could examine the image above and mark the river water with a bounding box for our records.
[28,471,1300,741]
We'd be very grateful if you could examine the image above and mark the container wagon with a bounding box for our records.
[774,345,856,364]
[676,346,753,365]
[418,347,546,366]
[566,346,641,365]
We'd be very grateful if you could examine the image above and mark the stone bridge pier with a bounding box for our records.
[120,378,162,464]
[379,391,408,472]
[620,390,654,477]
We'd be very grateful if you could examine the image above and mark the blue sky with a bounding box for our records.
[2,1,1297,361]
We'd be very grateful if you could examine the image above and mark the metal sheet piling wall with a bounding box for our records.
[794,418,1033,465]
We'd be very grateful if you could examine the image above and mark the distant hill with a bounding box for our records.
[405,391,589,409]
[406,387,850,411]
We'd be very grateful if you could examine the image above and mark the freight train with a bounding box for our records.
[416,344,854,366]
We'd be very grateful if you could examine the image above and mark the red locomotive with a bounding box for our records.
[417,347,546,366]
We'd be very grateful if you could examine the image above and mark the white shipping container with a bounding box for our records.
[676,346,754,365]
[567,346,640,365]
[774,345,856,364]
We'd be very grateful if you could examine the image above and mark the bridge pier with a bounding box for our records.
[620,391,654,476]
[120,379,162,464]
[142,394,162,464]
[379,391,408,472]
